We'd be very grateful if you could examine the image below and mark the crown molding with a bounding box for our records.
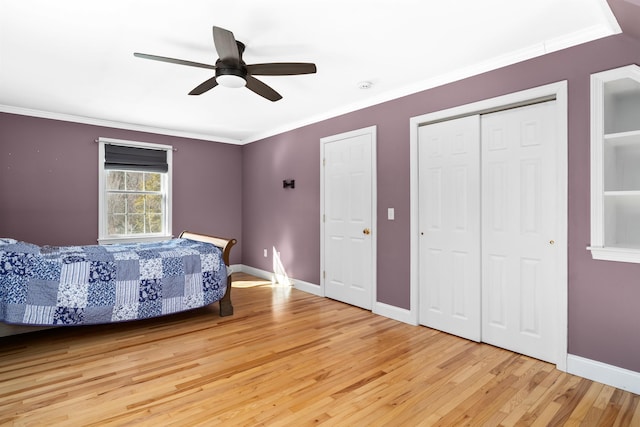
[0,104,243,145]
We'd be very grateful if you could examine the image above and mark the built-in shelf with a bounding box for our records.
[604,191,640,196]
[589,64,640,263]
[604,130,640,145]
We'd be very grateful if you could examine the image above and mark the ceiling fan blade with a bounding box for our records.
[246,63,317,76]
[212,26,240,65]
[188,76,219,95]
[245,75,282,102]
[133,53,216,70]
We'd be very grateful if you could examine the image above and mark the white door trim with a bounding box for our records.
[320,126,377,308]
[409,81,568,371]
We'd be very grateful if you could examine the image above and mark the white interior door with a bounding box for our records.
[481,101,558,364]
[321,127,376,310]
[418,116,481,341]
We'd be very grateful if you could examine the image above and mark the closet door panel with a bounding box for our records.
[481,101,558,364]
[418,115,481,342]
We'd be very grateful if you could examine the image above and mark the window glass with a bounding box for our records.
[106,171,125,190]
[145,173,161,192]
[105,171,164,237]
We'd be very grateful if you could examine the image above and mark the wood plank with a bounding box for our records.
[0,272,638,426]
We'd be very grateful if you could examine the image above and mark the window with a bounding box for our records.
[98,137,172,244]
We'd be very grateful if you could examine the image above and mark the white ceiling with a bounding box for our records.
[0,0,620,144]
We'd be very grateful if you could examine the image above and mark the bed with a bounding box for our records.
[0,231,237,337]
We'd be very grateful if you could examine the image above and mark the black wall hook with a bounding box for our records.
[283,179,295,189]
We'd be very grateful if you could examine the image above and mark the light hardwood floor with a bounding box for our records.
[1,272,638,426]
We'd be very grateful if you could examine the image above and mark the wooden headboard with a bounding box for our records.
[178,231,237,267]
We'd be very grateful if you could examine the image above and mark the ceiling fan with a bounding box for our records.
[134,26,317,102]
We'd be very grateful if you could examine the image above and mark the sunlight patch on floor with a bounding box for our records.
[229,246,294,305]
[232,278,274,289]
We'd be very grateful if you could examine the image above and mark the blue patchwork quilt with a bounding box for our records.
[0,238,227,326]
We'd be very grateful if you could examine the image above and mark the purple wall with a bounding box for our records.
[2,21,640,374]
[0,113,243,264]
[242,33,640,372]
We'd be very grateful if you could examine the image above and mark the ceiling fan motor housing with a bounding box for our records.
[215,41,247,87]
[215,64,247,80]
[215,64,247,87]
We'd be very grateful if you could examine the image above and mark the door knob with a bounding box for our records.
[549,240,555,245]
[363,228,371,235]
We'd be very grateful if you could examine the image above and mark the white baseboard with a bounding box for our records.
[236,265,416,322]
[235,264,273,281]
[290,279,322,296]
[373,302,417,325]
[235,265,322,296]
[236,265,416,316]
[567,354,640,394]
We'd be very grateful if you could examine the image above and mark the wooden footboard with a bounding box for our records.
[179,231,237,317]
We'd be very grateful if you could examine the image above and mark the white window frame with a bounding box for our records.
[98,137,173,244]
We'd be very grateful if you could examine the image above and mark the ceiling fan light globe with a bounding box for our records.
[217,74,246,88]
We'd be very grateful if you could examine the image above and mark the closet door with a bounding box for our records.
[418,115,481,342]
[481,101,558,364]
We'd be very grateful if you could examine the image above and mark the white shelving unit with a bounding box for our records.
[589,64,640,262]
